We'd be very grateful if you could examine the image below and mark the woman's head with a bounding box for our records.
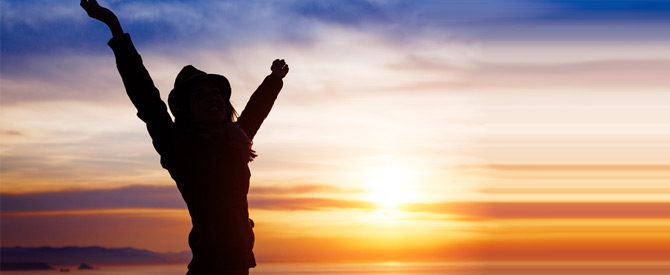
[168,66,236,129]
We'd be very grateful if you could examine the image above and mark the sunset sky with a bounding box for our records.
[1,0,669,263]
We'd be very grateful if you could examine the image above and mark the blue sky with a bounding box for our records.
[2,0,669,188]
[2,0,669,192]
[2,0,670,56]
[2,0,668,99]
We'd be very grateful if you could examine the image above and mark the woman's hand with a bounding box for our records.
[271,59,289,79]
[80,0,124,38]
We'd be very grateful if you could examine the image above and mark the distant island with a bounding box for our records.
[1,262,53,271]
[0,246,190,267]
[78,263,95,270]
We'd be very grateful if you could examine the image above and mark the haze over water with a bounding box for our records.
[3,262,670,275]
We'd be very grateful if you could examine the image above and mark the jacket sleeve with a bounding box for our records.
[236,75,283,141]
[107,34,177,170]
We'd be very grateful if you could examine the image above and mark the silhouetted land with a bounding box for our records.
[1,246,190,266]
[0,262,54,271]
[78,263,95,270]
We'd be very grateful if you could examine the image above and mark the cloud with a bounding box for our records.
[455,164,670,177]
[4,0,666,102]
[291,0,389,24]
[1,185,186,212]
[4,185,669,219]
[0,54,126,103]
[0,184,365,213]
[2,20,667,199]
[0,22,482,195]
[481,188,670,194]
[0,100,164,192]
[250,197,376,211]
[405,202,670,219]
[1,1,80,26]
[473,164,670,171]
[0,130,27,137]
[4,0,667,60]
[1,0,314,56]
[250,184,360,195]
[540,0,670,19]
[466,59,670,88]
[0,209,191,252]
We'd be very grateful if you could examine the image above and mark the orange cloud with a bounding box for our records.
[4,185,670,219]
[404,202,670,219]
[250,184,360,195]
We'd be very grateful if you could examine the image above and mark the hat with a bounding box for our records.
[167,65,231,118]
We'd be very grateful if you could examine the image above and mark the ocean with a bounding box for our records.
[3,262,669,275]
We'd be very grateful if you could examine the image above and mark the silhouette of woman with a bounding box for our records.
[81,1,289,274]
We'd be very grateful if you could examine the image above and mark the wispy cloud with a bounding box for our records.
[4,185,669,219]
[0,184,363,213]
[251,184,360,195]
[4,0,667,57]
[405,202,670,219]
[1,185,186,212]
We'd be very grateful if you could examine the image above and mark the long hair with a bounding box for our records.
[167,72,257,161]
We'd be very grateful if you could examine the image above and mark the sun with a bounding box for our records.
[364,166,415,209]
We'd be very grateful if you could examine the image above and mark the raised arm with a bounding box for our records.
[80,0,124,38]
[237,59,289,141]
[81,0,176,169]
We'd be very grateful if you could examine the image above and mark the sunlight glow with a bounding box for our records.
[365,166,416,209]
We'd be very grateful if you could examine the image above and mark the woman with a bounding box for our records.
[80,1,289,274]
